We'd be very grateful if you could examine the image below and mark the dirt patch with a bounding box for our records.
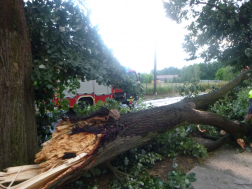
[61,155,199,189]
[148,155,199,182]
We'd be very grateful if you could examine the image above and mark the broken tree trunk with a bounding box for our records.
[1,70,252,189]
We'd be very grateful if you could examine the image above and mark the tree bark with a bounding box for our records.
[0,0,38,170]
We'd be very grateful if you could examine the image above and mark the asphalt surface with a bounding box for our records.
[144,96,183,107]
[188,145,252,189]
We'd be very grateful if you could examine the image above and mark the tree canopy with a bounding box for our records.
[215,65,238,81]
[25,0,137,109]
[139,73,154,83]
[180,64,200,82]
[151,66,181,75]
[163,0,252,70]
[198,62,222,80]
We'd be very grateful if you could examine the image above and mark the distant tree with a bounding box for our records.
[180,64,200,82]
[148,73,154,83]
[172,76,177,83]
[151,66,181,75]
[139,73,154,93]
[216,66,238,81]
[140,73,149,84]
[215,68,224,80]
[199,62,223,80]
[139,73,154,84]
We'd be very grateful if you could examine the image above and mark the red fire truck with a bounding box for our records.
[54,69,140,108]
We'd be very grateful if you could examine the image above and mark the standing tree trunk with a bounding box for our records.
[0,0,38,170]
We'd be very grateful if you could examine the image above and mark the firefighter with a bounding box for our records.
[241,90,252,123]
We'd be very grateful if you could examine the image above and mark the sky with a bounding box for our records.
[88,0,201,73]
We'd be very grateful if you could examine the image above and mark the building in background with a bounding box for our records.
[156,75,179,81]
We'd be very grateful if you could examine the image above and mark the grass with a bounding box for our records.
[142,81,228,95]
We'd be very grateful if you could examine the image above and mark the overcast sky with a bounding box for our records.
[88,0,201,73]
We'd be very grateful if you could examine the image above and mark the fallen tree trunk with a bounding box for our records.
[1,70,252,189]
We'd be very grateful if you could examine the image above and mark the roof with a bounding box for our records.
[156,75,179,79]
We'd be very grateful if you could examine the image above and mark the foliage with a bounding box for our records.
[215,66,239,81]
[167,160,196,189]
[215,68,224,80]
[198,61,223,80]
[73,98,131,116]
[140,73,154,84]
[142,81,226,95]
[180,64,200,83]
[154,127,208,158]
[211,83,252,122]
[163,0,252,71]
[110,173,168,189]
[35,97,70,145]
[130,99,155,112]
[171,76,180,83]
[145,84,175,94]
[151,66,181,76]
[109,127,202,189]
[24,0,138,144]
[113,147,163,176]
[209,80,252,143]
[25,0,135,93]
[187,124,222,137]
[175,80,206,98]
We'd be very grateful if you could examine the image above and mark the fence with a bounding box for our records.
[200,80,222,83]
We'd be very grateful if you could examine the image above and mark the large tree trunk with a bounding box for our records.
[0,0,38,170]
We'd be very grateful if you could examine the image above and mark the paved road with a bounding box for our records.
[144,96,184,107]
[188,145,252,189]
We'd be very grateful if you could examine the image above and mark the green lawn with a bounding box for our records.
[142,81,228,95]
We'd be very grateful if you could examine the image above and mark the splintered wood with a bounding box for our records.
[35,108,120,174]
[0,108,120,188]
[35,119,102,173]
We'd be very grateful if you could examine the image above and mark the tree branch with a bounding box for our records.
[182,69,252,109]
[194,1,229,14]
